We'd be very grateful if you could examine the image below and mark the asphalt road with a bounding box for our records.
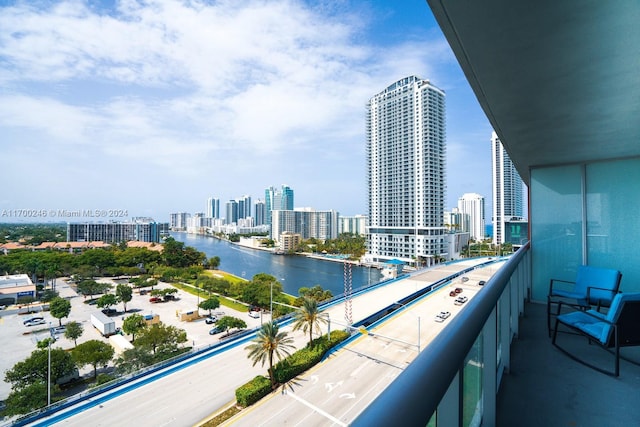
[24,258,503,427]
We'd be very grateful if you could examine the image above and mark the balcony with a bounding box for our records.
[353,244,640,426]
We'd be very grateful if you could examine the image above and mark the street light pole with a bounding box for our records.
[270,282,273,322]
[47,322,52,406]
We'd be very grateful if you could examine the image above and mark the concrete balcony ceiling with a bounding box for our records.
[427,0,640,183]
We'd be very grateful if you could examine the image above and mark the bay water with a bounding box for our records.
[170,232,383,297]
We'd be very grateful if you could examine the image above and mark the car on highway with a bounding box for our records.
[209,325,226,335]
[205,315,218,324]
[23,317,46,327]
[434,311,451,323]
[248,310,260,319]
[454,296,468,305]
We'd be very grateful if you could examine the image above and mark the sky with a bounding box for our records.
[0,0,494,223]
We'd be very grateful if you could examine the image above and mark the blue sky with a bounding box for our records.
[0,0,493,223]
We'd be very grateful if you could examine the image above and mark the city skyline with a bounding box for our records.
[0,1,493,223]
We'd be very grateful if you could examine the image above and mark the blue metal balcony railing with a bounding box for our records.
[352,243,531,426]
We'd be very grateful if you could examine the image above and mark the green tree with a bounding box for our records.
[40,289,59,303]
[5,348,76,390]
[64,321,84,347]
[199,297,220,316]
[3,382,48,416]
[115,347,154,374]
[122,314,147,343]
[216,316,247,334]
[49,296,72,326]
[207,256,221,269]
[72,340,115,379]
[245,321,295,389]
[161,237,187,267]
[241,273,282,308]
[292,298,327,346]
[115,283,133,312]
[76,279,111,300]
[294,285,333,306]
[36,337,55,349]
[135,323,187,356]
[96,293,118,311]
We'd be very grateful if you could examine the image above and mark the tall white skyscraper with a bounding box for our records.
[366,76,446,267]
[491,131,524,244]
[458,193,485,241]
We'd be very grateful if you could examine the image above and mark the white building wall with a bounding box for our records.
[458,193,485,241]
[366,76,447,267]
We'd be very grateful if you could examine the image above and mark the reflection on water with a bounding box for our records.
[170,232,382,296]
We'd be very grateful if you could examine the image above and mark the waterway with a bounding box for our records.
[170,232,383,297]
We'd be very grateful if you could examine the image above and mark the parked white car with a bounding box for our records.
[434,311,451,322]
[248,310,260,319]
[454,296,468,305]
[23,317,46,327]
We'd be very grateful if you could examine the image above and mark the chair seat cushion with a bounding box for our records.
[557,311,610,344]
[550,289,588,306]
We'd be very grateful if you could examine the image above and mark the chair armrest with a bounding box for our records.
[549,278,577,296]
[586,286,620,304]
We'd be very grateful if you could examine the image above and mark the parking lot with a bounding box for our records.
[0,277,265,401]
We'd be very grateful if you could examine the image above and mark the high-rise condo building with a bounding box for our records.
[491,131,524,244]
[206,197,220,219]
[366,76,446,267]
[265,185,294,234]
[254,200,265,226]
[225,200,238,225]
[237,195,252,219]
[458,193,486,241]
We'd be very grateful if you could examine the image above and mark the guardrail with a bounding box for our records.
[352,243,531,426]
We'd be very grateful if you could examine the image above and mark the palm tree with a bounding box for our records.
[292,298,327,346]
[245,321,295,389]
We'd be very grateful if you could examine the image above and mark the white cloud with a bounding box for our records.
[0,0,483,218]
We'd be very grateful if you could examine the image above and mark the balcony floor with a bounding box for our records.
[497,302,640,427]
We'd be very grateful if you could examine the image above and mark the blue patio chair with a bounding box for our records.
[547,265,622,336]
[552,292,640,376]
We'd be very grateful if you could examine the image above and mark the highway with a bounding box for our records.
[29,258,502,427]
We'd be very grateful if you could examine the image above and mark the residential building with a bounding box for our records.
[492,131,524,244]
[443,208,463,232]
[271,208,339,242]
[254,200,265,226]
[366,76,447,267]
[339,215,367,236]
[225,200,238,225]
[279,232,301,253]
[265,185,294,233]
[237,195,252,220]
[67,219,168,243]
[206,197,220,219]
[457,193,485,241]
[169,212,190,230]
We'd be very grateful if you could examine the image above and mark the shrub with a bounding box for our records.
[236,376,271,407]
[235,329,350,407]
[273,329,350,384]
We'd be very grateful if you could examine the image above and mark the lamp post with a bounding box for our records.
[47,322,53,406]
[270,281,273,322]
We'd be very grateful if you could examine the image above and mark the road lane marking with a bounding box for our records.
[284,390,347,427]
